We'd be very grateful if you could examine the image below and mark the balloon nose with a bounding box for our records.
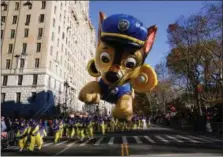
[105,71,120,83]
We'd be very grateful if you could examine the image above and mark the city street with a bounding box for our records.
[2,125,222,156]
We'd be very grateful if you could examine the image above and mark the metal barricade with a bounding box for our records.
[7,130,15,143]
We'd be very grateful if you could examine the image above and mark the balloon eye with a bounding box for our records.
[124,57,137,68]
[100,52,111,63]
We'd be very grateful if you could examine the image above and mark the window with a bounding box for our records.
[10,29,15,38]
[1,93,6,103]
[49,61,52,69]
[62,32,64,39]
[18,75,23,85]
[1,16,6,23]
[36,43,41,52]
[25,14,31,25]
[48,77,51,87]
[12,15,17,24]
[56,51,58,60]
[15,2,19,10]
[16,93,21,103]
[33,74,38,85]
[2,4,7,11]
[8,44,13,53]
[35,58,40,68]
[38,28,43,38]
[53,18,55,27]
[31,92,37,102]
[57,39,59,46]
[6,59,10,69]
[41,1,46,9]
[22,43,27,54]
[1,30,3,39]
[39,14,44,23]
[51,32,54,41]
[24,28,29,37]
[20,59,25,68]
[54,6,57,14]
[2,76,8,86]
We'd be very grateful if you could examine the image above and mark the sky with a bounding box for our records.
[89,1,212,68]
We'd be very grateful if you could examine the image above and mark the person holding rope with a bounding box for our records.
[16,120,28,152]
[28,120,41,151]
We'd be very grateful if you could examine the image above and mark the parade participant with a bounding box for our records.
[142,116,147,129]
[99,117,105,135]
[66,118,75,138]
[52,120,60,143]
[16,120,28,152]
[73,118,79,139]
[28,120,41,151]
[79,12,158,121]
[132,116,138,130]
[38,123,47,150]
[110,117,116,132]
[59,119,64,138]
[86,117,94,139]
[78,117,85,141]
[106,117,111,133]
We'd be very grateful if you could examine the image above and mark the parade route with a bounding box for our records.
[2,125,222,156]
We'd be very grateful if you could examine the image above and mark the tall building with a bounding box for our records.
[1,1,96,117]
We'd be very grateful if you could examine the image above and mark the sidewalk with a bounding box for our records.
[154,124,222,138]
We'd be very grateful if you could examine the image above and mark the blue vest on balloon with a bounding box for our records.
[99,78,131,104]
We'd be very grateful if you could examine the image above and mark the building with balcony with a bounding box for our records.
[1,1,96,117]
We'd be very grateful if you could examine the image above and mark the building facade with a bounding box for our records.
[1,1,96,117]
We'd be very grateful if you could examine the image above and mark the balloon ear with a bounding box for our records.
[144,25,157,57]
[87,59,101,77]
[98,11,106,44]
[130,64,158,93]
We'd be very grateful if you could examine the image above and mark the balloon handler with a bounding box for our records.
[28,120,41,151]
[79,12,158,121]
[16,120,28,152]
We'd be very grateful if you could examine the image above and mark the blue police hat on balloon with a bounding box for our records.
[101,14,148,47]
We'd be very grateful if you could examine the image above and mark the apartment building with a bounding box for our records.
[1,1,97,117]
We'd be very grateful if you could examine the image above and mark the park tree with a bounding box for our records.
[166,2,222,115]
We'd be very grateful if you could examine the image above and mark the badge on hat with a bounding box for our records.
[118,19,130,32]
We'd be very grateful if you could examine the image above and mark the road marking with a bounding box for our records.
[188,135,210,143]
[108,137,115,145]
[199,136,223,143]
[122,136,128,144]
[55,140,67,146]
[44,142,53,147]
[176,135,199,143]
[144,136,155,143]
[79,139,91,146]
[121,144,124,156]
[155,135,169,143]
[54,140,78,156]
[124,144,129,156]
[94,137,103,145]
[134,136,143,144]
[165,135,184,143]
[11,146,19,150]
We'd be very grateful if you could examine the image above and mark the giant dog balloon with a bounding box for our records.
[79,12,158,121]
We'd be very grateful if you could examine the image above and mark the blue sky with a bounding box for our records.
[89,1,213,68]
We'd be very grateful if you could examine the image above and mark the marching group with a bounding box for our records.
[1,115,151,152]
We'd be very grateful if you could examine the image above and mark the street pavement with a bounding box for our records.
[2,125,222,156]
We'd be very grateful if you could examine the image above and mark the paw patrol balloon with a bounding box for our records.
[79,12,158,121]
